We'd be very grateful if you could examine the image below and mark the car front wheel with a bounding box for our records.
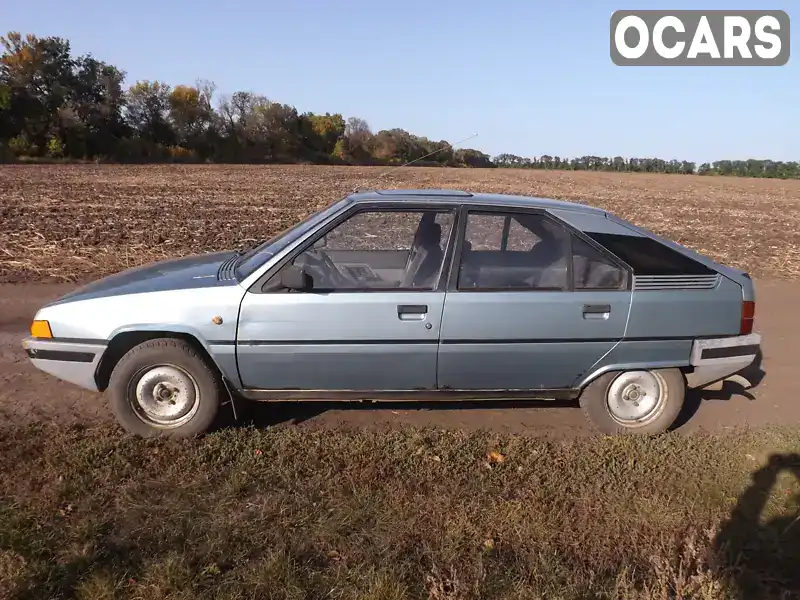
[107,338,221,437]
[578,368,685,435]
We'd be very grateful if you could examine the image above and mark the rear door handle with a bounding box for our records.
[582,304,611,320]
[397,304,428,321]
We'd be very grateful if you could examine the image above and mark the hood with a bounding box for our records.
[49,250,241,306]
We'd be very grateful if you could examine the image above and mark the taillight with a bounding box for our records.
[740,300,755,335]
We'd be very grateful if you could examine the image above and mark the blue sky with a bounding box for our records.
[3,0,796,163]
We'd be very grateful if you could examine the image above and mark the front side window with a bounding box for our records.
[458,211,570,290]
[282,208,454,290]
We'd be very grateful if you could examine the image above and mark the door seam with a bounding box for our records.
[575,291,634,387]
[434,291,449,389]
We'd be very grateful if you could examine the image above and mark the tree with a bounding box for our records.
[214,91,267,160]
[125,80,173,150]
[494,153,527,168]
[0,32,76,155]
[455,148,493,168]
[304,112,345,159]
[251,101,302,162]
[169,81,214,156]
[340,116,374,163]
[431,140,454,165]
[58,55,127,158]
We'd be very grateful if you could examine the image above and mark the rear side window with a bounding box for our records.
[585,233,716,276]
[458,211,570,290]
[572,235,628,289]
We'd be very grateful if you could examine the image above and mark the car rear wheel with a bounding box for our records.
[578,368,685,435]
[107,338,221,437]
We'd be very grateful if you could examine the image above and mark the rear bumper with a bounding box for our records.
[22,338,105,392]
[685,333,761,389]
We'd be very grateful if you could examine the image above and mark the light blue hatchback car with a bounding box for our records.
[23,189,761,437]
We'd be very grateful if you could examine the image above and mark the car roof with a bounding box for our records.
[346,188,607,215]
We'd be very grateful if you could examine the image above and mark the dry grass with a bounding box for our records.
[0,423,798,599]
[1,164,799,283]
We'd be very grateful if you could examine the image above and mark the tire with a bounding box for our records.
[107,338,221,438]
[578,368,685,435]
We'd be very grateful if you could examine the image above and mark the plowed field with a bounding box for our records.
[2,164,799,283]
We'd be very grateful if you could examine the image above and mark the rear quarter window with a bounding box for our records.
[585,233,716,276]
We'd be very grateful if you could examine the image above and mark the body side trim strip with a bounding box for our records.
[43,337,108,346]
[25,348,96,363]
[700,344,761,360]
[228,336,710,346]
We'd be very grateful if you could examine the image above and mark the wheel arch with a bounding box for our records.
[95,328,230,392]
[574,361,690,391]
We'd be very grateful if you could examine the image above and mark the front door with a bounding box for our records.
[236,205,456,391]
[437,208,633,391]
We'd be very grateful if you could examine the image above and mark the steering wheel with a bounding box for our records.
[303,250,354,288]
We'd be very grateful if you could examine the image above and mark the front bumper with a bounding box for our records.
[685,333,762,389]
[22,338,106,392]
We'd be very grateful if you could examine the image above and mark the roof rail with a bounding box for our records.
[372,189,474,197]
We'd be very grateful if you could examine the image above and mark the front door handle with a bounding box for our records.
[397,304,428,321]
[582,304,611,320]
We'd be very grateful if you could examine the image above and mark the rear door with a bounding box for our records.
[437,207,633,391]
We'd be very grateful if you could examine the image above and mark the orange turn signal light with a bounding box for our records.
[30,320,53,339]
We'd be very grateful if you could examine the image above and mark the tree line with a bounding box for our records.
[492,154,800,179]
[1,31,797,179]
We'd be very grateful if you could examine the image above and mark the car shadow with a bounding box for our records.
[712,453,800,598]
[671,350,767,430]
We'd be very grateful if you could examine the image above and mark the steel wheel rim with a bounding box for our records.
[129,364,200,428]
[606,370,666,427]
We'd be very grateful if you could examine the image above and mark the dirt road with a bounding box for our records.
[1,280,797,436]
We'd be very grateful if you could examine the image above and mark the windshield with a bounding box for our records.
[234,197,350,281]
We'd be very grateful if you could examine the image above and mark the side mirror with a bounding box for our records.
[280,265,313,291]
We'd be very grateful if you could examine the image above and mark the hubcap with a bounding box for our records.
[131,365,200,428]
[606,370,664,425]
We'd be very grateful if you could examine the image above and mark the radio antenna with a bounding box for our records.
[352,132,479,194]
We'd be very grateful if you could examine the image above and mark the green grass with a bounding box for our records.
[0,423,799,600]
